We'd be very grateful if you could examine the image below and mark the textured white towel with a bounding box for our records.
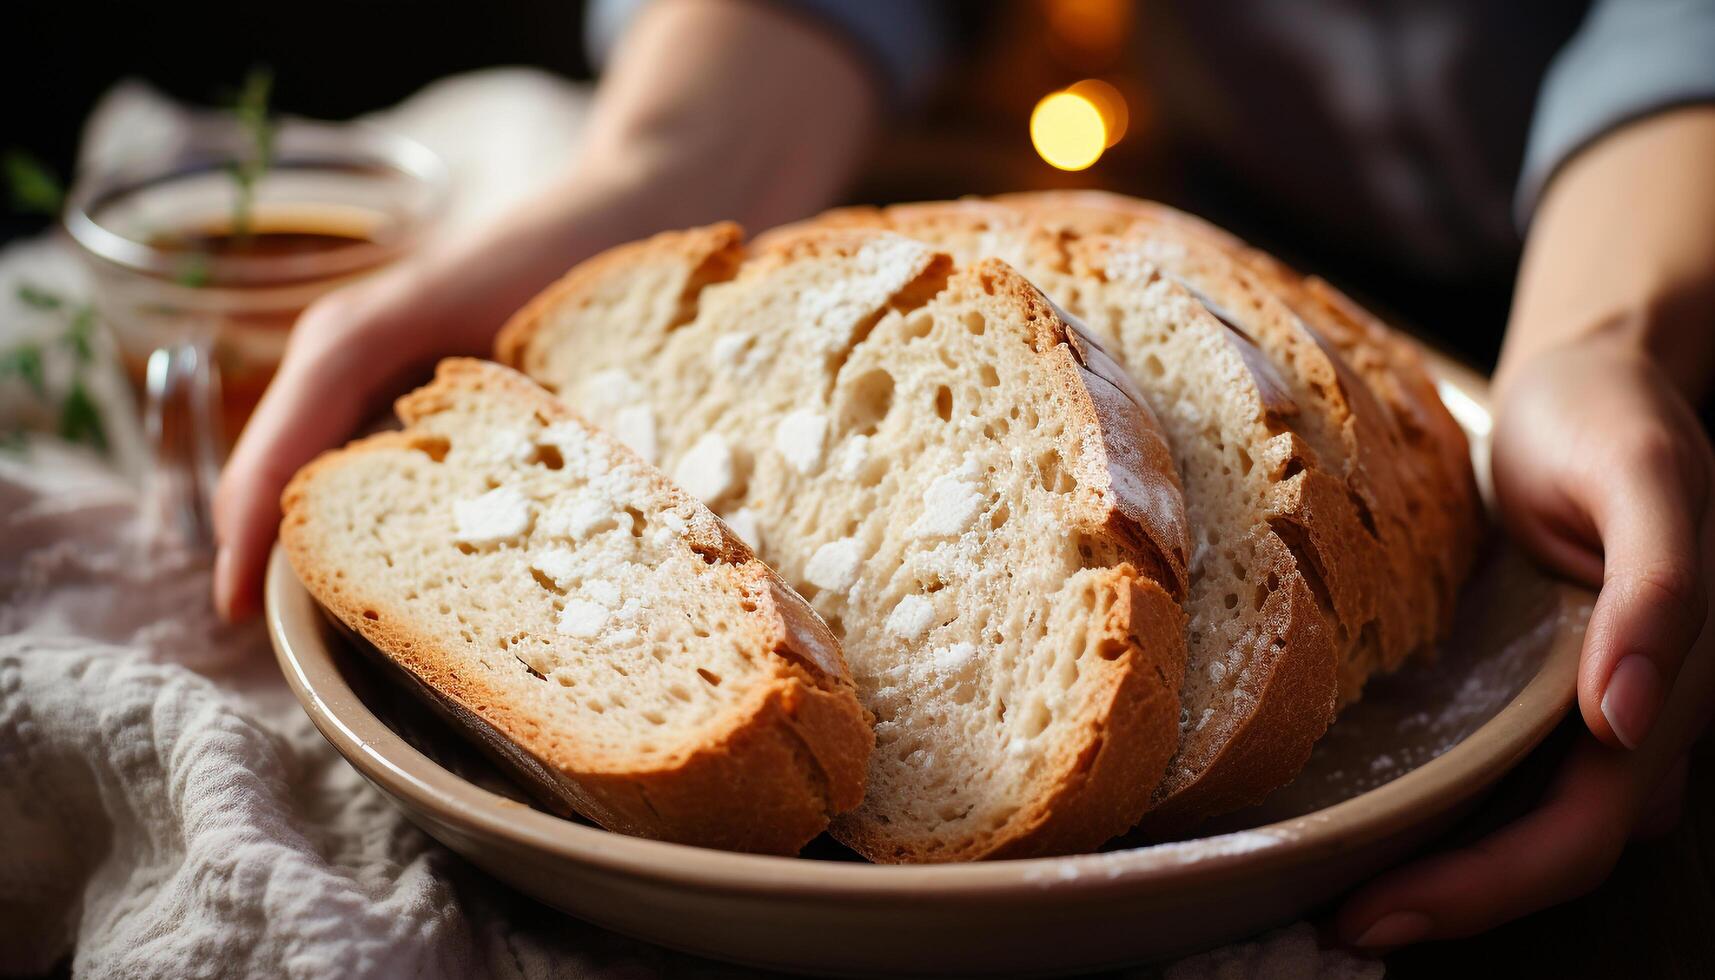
[0,69,752,980]
[0,434,762,978]
[0,70,1379,980]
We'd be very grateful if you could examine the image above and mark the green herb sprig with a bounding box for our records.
[1,150,64,215]
[2,282,108,454]
[226,66,276,242]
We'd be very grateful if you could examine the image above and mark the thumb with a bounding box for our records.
[1574,432,1711,749]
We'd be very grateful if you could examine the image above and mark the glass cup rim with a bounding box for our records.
[64,113,449,286]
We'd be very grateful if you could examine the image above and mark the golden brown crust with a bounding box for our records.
[1178,238,1480,656]
[281,358,872,854]
[778,203,1355,828]
[990,193,1427,690]
[835,569,1185,862]
[789,248,1191,861]
[968,259,1191,602]
[1052,298,1192,601]
[1291,278,1484,631]
[1144,534,1338,831]
[1007,192,1480,654]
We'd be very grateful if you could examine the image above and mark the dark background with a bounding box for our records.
[3,0,1516,366]
[2,0,594,243]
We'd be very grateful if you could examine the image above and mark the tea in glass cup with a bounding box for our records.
[66,116,446,544]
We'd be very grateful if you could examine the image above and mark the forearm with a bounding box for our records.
[395,0,878,356]
[1497,105,1715,404]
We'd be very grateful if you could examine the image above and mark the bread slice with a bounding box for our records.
[280,358,872,855]
[988,193,1432,699]
[500,226,1191,861]
[992,191,1480,662]
[1245,271,1482,638]
[768,202,1351,824]
[1055,236,1343,824]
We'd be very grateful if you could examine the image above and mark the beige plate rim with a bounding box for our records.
[267,542,1582,902]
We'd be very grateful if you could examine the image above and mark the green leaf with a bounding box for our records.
[63,306,97,364]
[2,150,64,215]
[235,67,275,153]
[228,66,275,240]
[0,344,46,396]
[58,380,107,452]
[16,282,64,310]
[176,253,212,288]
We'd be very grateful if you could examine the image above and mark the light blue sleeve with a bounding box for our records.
[1518,0,1715,224]
[585,0,950,109]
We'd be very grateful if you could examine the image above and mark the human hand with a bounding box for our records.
[211,259,487,621]
[1336,339,1715,947]
[207,0,880,622]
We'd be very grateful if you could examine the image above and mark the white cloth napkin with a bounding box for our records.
[0,69,1379,980]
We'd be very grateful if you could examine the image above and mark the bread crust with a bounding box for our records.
[778,203,1351,826]
[988,193,1433,696]
[1115,201,1472,668]
[733,231,1193,860]
[1170,222,1482,660]
[992,191,1480,657]
[282,358,872,854]
[873,264,1189,860]
[1143,533,1337,830]
[833,568,1185,862]
[1289,277,1484,635]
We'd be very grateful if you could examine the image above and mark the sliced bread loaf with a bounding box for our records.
[990,193,1430,698]
[1055,235,1343,824]
[770,202,1355,824]
[280,358,872,854]
[500,226,1191,861]
[1250,273,1483,637]
[992,191,1481,658]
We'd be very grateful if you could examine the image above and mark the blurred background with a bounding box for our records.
[3,0,1536,369]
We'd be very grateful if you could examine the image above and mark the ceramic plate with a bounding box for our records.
[267,354,1590,976]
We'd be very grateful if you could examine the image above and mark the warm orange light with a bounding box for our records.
[1030,91,1107,171]
[1043,0,1132,62]
[1066,78,1128,147]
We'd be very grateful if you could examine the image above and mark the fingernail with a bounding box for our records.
[1601,655,1663,749]
[1352,911,1431,949]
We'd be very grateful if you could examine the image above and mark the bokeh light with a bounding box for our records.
[1030,91,1107,171]
[1066,78,1128,147]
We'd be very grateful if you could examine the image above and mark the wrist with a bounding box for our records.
[1504,107,1715,407]
[1497,301,1713,409]
[1494,310,1639,403]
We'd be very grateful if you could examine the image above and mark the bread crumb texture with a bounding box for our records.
[282,359,871,855]
[501,224,1191,861]
[758,196,1475,828]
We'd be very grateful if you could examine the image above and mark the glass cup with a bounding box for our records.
[66,116,446,547]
